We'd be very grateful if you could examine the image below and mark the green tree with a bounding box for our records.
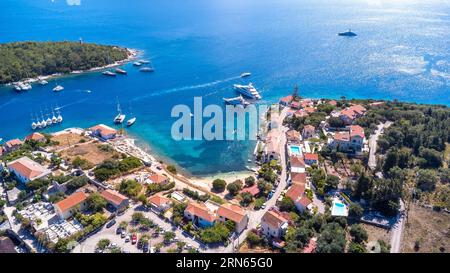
[244,176,256,187]
[349,224,368,243]
[348,242,366,253]
[212,179,227,192]
[86,192,107,213]
[279,196,295,212]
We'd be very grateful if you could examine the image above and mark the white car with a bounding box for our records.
[125,235,131,243]
[150,247,155,253]
[261,202,267,209]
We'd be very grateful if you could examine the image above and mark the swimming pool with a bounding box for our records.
[289,145,301,156]
[331,199,348,217]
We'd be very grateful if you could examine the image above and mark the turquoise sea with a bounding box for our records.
[0,0,449,175]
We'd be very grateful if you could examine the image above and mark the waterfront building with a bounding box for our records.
[89,124,117,140]
[7,156,51,184]
[25,132,46,142]
[4,139,23,153]
[148,193,172,212]
[100,189,129,211]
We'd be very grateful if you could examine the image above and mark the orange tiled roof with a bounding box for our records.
[291,172,306,184]
[262,210,288,230]
[304,153,318,161]
[101,189,128,206]
[279,95,293,103]
[286,183,305,201]
[5,139,22,148]
[290,156,305,168]
[7,157,49,180]
[334,132,350,141]
[25,132,45,142]
[350,125,365,138]
[185,202,216,223]
[90,124,117,136]
[149,173,168,184]
[55,191,87,213]
[148,193,171,207]
[286,130,300,141]
[217,203,246,223]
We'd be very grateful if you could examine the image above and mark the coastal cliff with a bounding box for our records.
[0,41,132,84]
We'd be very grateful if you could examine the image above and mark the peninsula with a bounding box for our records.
[0,41,135,84]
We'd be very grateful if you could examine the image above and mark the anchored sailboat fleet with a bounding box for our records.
[30,106,63,130]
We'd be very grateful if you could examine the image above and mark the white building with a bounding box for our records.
[7,156,51,183]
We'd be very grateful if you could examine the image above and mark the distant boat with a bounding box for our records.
[138,60,150,64]
[115,68,127,75]
[338,29,357,37]
[223,95,250,106]
[233,83,262,100]
[39,80,48,85]
[127,117,136,126]
[16,82,32,91]
[102,71,117,77]
[140,67,154,72]
[53,85,64,92]
[13,84,22,92]
[133,62,142,66]
[240,72,251,78]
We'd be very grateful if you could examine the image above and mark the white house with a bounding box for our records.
[261,209,289,238]
[7,156,51,184]
[54,191,88,219]
[217,203,249,233]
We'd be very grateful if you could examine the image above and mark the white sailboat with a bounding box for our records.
[31,114,38,130]
[114,99,126,124]
[53,82,64,92]
[126,104,136,126]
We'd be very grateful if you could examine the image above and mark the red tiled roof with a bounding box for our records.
[262,210,288,230]
[5,139,22,148]
[291,172,306,184]
[298,196,312,207]
[350,125,365,138]
[55,191,87,213]
[149,173,168,184]
[240,184,260,196]
[304,153,318,161]
[185,202,216,223]
[279,95,293,103]
[7,157,49,180]
[290,101,300,108]
[286,184,305,201]
[286,130,300,141]
[349,105,366,115]
[303,125,315,131]
[334,132,350,141]
[217,203,246,223]
[90,124,117,136]
[290,156,305,168]
[101,189,128,206]
[328,100,337,106]
[303,238,317,253]
[148,193,171,207]
[25,132,45,142]
[304,107,315,114]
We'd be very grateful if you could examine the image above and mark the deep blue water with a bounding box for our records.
[1,0,449,175]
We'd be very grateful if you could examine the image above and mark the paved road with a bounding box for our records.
[73,204,201,253]
[214,108,290,253]
[368,121,392,170]
[390,200,405,253]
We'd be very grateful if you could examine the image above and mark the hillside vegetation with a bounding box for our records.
[0,41,129,83]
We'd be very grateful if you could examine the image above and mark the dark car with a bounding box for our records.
[106,220,116,228]
[142,243,149,253]
[116,227,122,234]
[137,240,143,249]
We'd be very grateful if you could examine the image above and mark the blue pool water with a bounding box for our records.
[0,0,449,175]
[289,146,302,156]
[332,201,348,216]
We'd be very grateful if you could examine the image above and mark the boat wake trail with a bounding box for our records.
[131,75,241,102]
[54,98,88,110]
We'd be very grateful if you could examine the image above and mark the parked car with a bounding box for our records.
[137,240,143,249]
[143,243,149,253]
[106,220,116,228]
[149,247,155,253]
[125,235,131,243]
[116,227,122,234]
[131,234,137,244]
[152,232,159,238]
[261,202,267,209]
[121,230,126,238]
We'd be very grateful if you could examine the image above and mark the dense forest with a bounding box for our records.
[0,41,129,83]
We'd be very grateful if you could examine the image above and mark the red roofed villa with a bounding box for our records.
[7,156,51,183]
[54,191,88,219]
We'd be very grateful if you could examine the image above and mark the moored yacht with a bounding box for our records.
[115,68,127,75]
[114,99,126,124]
[53,85,64,92]
[140,67,154,72]
[39,80,48,85]
[240,72,251,78]
[102,71,117,77]
[133,62,142,66]
[233,83,262,100]
[223,95,250,106]
[127,117,136,126]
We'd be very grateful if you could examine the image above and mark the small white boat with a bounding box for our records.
[31,122,38,130]
[102,71,117,77]
[233,83,262,100]
[240,72,251,78]
[133,62,142,66]
[223,95,250,106]
[39,80,48,85]
[56,113,63,123]
[140,67,154,72]
[46,117,53,126]
[114,99,126,124]
[18,82,32,90]
[127,117,136,126]
[138,59,150,64]
[115,68,127,75]
[53,85,64,92]
[13,85,22,91]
